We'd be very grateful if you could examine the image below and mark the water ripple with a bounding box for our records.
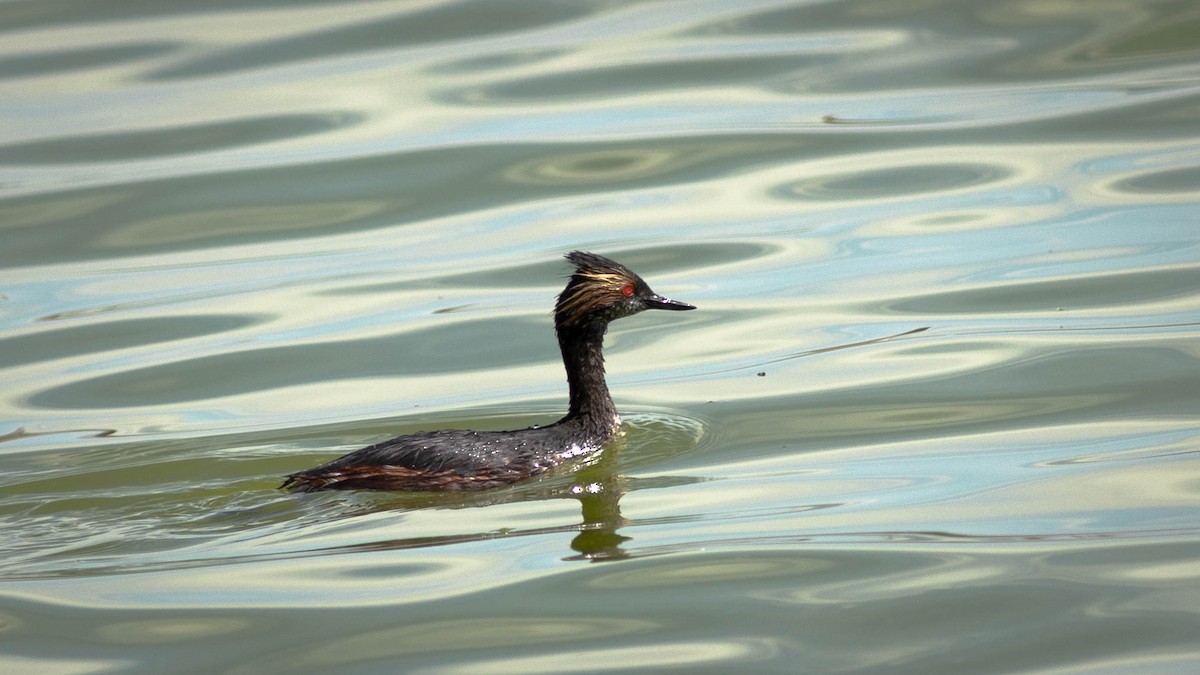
[0,113,365,164]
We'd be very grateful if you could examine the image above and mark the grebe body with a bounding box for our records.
[282,251,694,492]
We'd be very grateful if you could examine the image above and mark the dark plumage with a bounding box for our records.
[281,251,695,492]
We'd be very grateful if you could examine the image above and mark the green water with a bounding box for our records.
[3,0,1200,672]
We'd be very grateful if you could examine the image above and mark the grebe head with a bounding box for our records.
[555,251,695,330]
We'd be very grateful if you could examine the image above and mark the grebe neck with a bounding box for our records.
[557,322,618,432]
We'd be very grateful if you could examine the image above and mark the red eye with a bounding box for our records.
[621,284,634,297]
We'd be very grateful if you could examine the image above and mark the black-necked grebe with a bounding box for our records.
[281,251,695,492]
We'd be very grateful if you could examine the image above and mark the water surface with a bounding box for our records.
[2,0,1199,672]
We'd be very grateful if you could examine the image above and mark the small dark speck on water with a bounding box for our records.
[757,372,766,377]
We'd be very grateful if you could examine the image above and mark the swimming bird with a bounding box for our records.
[281,251,695,492]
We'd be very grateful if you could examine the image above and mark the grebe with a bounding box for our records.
[282,251,695,492]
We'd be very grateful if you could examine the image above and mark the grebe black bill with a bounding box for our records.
[281,251,695,493]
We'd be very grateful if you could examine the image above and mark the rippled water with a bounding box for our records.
[3,0,1200,672]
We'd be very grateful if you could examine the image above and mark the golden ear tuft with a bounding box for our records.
[555,251,644,327]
